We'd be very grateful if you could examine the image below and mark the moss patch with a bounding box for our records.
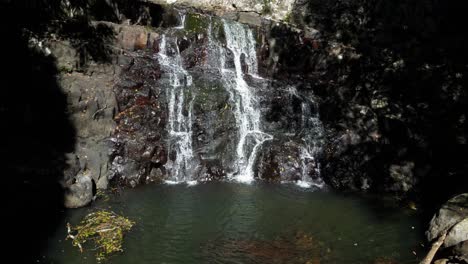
[185,13,210,34]
[67,210,135,262]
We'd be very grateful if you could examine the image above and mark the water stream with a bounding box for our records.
[160,17,325,186]
[219,20,273,183]
[158,35,195,184]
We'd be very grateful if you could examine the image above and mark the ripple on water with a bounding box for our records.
[41,182,424,264]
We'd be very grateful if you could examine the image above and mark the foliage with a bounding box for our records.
[67,210,135,262]
[262,0,272,14]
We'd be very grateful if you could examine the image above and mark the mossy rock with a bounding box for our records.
[192,78,230,113]
[185,13,210,34]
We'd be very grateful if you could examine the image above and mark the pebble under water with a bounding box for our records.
[42,183,425,264]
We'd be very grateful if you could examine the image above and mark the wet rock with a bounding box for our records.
[146,167,165,183]
[188,69,239,178]
[451,240,468,263]
[110,54,168,186]
[256,140,319,183]
[256,140,301,182]
[115,24,160,51]
[427,194,468,247]
[64,175,93,208]
[388,162,416,192]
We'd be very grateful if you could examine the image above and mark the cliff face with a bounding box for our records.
[148,0,296,21]
[286,0,468,206]
[3,0,467,208]
[2,1,467,261]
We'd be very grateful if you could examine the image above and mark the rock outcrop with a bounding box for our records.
[149,0,296,22]
[427,194,468,263]
[11,0,467,209]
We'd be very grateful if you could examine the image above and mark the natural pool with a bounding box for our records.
[41,183,425,264]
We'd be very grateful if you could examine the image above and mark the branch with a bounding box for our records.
[93,103,108,120]
[419,231,447,264]
[66,223,83,253]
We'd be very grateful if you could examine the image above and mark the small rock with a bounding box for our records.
[64,175,93,208]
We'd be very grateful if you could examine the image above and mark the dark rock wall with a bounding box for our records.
[265,0,468,208]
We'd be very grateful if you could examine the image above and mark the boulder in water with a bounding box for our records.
[426,193,468,263]
[64,175,94,208]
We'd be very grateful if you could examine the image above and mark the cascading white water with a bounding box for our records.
[158,35,195,184]
[220,21,273,183]
[156,15,324,187]
[297,101,325,188]
[175,13,186,29]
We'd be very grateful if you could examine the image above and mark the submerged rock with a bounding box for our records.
[202,231,324,264]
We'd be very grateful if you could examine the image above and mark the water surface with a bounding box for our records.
[42,183,424,264]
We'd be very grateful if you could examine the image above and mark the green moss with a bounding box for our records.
[262,0,272,15]
[67,210,135,262]
[284,11,292,23]
[95,189,110,202]
[193,81,229,112]
[58,64,74,73]
[185,13,210,34]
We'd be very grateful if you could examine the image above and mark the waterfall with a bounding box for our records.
[297,101,325,188]
[158,35,195,184]
[220,21,273,183]
[176,13,186,29]
[154,14,324,187]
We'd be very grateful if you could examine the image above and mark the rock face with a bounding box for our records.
[106,13,324,186]
[427,194,468,247]
[149,0,296,22]
[20,0,467,208]
[46,22,156,207]
[265,0,468,205]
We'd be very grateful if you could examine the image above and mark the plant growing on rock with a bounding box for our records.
[66,210,135,262]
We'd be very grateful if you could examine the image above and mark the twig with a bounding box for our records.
[66,223,83,253]
[96,227,117,233]
[93,103,108,120]
[419,231,447,264]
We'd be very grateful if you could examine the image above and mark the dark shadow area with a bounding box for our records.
[0,27,75,263]
[0,3,74,263]
[0,0,168,260]
[283,0,468,217]
[0,0,133,261]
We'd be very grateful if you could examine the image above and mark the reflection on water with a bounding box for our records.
[41,183,424,264]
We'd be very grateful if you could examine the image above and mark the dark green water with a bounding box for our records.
[41,183,425,264]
